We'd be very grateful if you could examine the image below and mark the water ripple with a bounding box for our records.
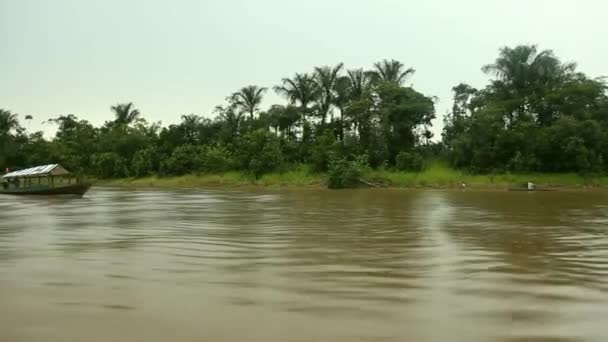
[1,188,608,341]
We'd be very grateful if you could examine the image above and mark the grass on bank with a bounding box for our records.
[98,167,324,189]
[364,161,608,188]
[97,162,608,189]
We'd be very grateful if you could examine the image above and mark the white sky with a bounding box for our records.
[1,0,607,138]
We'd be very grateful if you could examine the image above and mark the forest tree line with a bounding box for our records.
[1,45,607,186]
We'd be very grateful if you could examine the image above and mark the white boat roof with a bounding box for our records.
[2,164,70,178]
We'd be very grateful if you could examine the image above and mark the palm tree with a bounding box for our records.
[314,62,344,124]
[482,45,575,91]
[332,76,354,140]
[111,102,141,126]
[346,69,373,99]
[482,45,577,125]
[369,59,415,85]
[24,114,33,131]
[0,109,19,135]
[274,73,319,122]
[333,69,375,138]
[333,76,352,113]
[232,85,267,119]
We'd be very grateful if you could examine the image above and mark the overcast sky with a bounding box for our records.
[1,0,607,137]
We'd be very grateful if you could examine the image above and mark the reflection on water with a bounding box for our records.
[1,188,608,341]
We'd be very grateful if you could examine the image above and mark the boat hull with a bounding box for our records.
[0,183,92,196]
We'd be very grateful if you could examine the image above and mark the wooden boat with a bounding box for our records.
[1,164,91,196]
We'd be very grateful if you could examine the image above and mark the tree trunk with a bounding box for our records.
[339,107,345,141]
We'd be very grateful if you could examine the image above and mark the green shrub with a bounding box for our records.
[131,148,157,177]
[327,155,367,189]
[366,127,389,168]
[309,129,338,172]
[237,129,284,178]
[163,144,203,176]
[395,151,425,171]
[92,152,129,178]
[200,146,236,173]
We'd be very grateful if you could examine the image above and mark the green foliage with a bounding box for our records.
[309,129,338,172]
[131,148,157,178]
[0,109,23,169]
[395,151,425,172]
[92,152,128,179]
[232,85,267,119]
[111,102,141,126]
[369,59,415,86]
[163,144,203,176]
[443,44,608,175]
[237,130,284,178]
[327,155,367,189]
[365,126,389,168]
[376,83,436,161]
[199,146,236,173]
[2,48,607,185]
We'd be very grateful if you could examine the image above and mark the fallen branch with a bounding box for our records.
[358,178,383,188]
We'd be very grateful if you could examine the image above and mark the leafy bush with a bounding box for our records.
[163,144,203,176]
[309,129,338,172]
[327,155,367,189]
[365,126,389,168]
[237,129,284,178]
[279,138,301,164]
[199,146,236,173]
[92,152,128,178]
[507,151,538,173]
[395,151,425,172]
[131,148,157,177]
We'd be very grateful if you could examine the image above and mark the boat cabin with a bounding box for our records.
[1,164,79,192]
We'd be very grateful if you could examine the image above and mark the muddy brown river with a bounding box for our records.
[1,188,608,341]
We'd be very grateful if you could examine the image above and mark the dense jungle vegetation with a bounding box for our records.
[1,45,607,188]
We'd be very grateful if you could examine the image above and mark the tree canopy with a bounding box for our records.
[443,44,608,174]
[2,45,607,184]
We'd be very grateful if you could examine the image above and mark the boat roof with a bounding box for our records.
[2,164,70,179]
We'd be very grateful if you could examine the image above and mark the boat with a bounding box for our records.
[1,164,91,196]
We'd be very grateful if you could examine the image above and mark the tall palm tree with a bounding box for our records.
[332,75,353,140]
[111,102,141,126]
[314,62,344,124]
[0,109,19,134]
[369,59,415,85]
[333,76,352,113]
[232,85,267,119]
[24,114,33,131]
[274,73,319,122]
[482,45,577,125]
[332,69,375,137]
[482,45,576,91]
[346,69,373,99]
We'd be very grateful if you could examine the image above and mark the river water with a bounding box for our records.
[1,188,608,341]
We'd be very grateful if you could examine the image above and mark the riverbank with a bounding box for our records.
[95,164,608,189]
[97,169,324,189]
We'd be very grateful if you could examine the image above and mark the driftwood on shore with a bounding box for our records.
[358,178,384,188]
